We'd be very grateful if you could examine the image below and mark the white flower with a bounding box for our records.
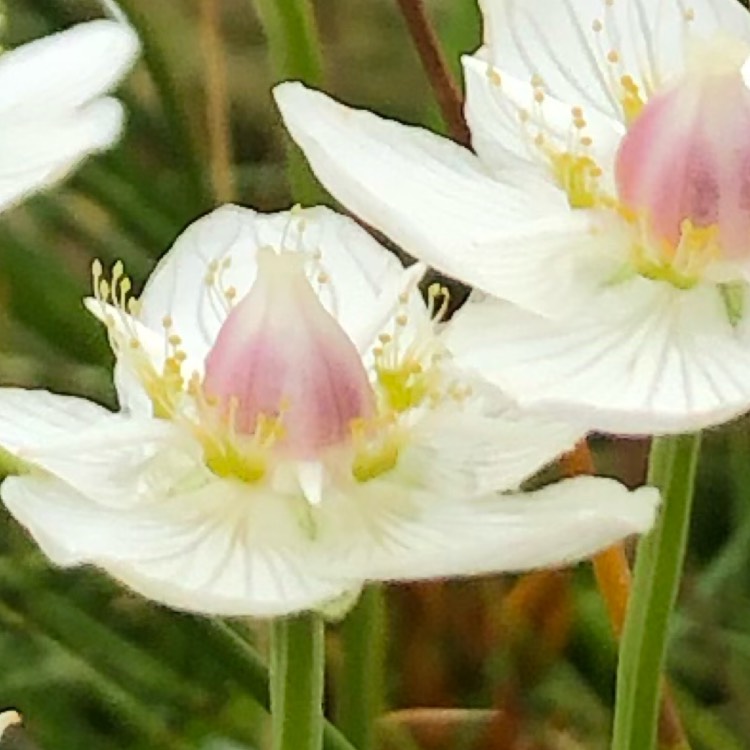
[0,205,657,616]
[274,0,750,435]
[0,12,139,212]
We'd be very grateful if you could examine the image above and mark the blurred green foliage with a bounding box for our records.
[0,1,750,749]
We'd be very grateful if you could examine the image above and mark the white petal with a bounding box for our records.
[3,473,348,617]
[447,279,750,435]
[479,0,750,122]
[0,388,111,455]
[470,209,628,317]
[315,476,658,581]
[0,99,124,211]
[0,20,139,116]
[400,385,583,496]
[275,82,608,317]
[138,204,411,363]
[0,388,185,503]
[463,54,624,187]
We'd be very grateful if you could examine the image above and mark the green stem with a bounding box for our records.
[336,587,387,750]
[612,433,700,750]
[270,612,326,750]
[253,0,326,203]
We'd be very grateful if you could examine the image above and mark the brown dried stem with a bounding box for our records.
[394,0,471,146]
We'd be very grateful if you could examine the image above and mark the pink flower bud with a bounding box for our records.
[616,49,750,261]
[203,249,375,459]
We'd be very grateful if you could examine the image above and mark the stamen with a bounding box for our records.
[350,417,400,482]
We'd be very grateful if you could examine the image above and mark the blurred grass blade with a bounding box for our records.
[336,587,387,750]
[253,0,326,203]
[0,227,110,366]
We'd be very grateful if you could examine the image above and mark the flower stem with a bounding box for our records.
[612,433,701,750]
[270,612,326,750]
[560,440,688,747]
[336,586,387,750]
[394,0,471,146]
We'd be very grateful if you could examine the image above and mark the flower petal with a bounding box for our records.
[2,473,348,617]
[463,54,624,187]
[138,204,412,363]
[315,476,658,581]
[478,0,750,123]
[0,388,185,503]
[0,99,125,211]
[0,388,112,455]
[447,279,750,435]
[0,19,139,116]
[400,384,583,496]
[275,82,607,317]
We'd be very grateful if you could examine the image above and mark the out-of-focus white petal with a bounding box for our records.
[2,473,347,617]
[138,205,411,363]
[0,19,139,116]
[274,82,608,318]
[315,476,658,581]
[478,0,750,122]
[0,99,124,210]
[463,55,624,186]
[0,711,21,739]
[447,279,750,435]
[400,386,583,496]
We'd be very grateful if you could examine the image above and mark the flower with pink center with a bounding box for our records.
[275,0,750,435]
[0,204,657,617]
[0,5,139,212]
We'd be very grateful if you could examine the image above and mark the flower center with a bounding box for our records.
[615,37,750,287]
[91,252,470,489]
[202,248,376,461]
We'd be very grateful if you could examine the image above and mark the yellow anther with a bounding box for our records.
[549,152,603,209]
[607,50,620,64]
[592,19,603,32]
[620,75,646,124]
[350,419,400,482]
[628,219,721,290]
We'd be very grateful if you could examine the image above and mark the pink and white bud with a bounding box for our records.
[203,249,375,459]
[616,45,750,261]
